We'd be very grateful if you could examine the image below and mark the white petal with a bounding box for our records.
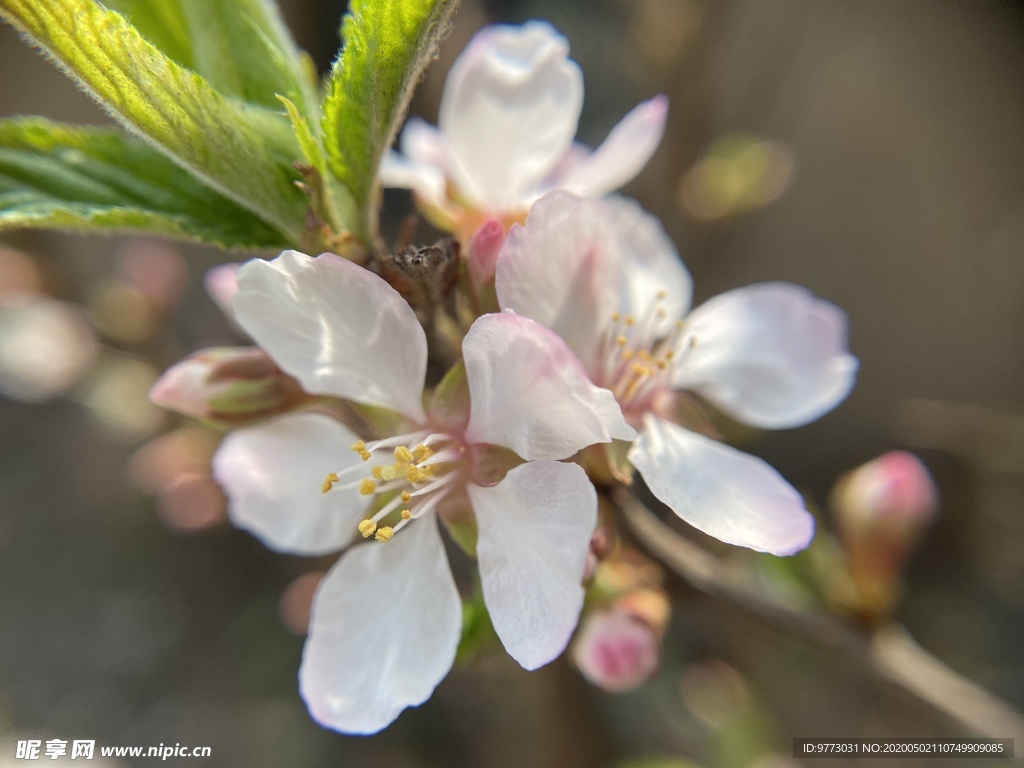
[463,312,635,461]
[440,22,583,210]
[673,283,857,429]
[399,117,449,169]
[378,152,449,211]
[212,412,368,556]
[233,251,427,422]
[629,416,814,555]
[557,95,669,197]
[469,460,596,670]
[299,515,462,734]
[496,192,690,370]
[602,195,692,338]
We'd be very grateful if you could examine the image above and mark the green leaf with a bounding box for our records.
[0,118,287,248]
[104,0,318,117]
[322,0,459,243]
[0,0,308,240]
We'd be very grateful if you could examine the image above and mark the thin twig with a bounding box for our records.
[616,490,1024,754]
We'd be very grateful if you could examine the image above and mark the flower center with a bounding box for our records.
[320,429,468,543]
[598,291,695,418]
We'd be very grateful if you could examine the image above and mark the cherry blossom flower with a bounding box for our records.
[211,250,634,733]
[380,21,668,238]
[496,191,858,555]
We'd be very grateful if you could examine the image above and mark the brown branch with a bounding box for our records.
[616,490,1024,753]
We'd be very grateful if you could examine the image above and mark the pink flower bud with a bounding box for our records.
[831,451,939,620]
[204,263,242,317]
[572,610,660,693]
[466,219,506,296]
[149,346,308,426]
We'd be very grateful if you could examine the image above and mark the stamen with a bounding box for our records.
[358,519,377,538]
[394,446,414,464]
[359,478,377,495]
[400,491,412,503]
[359,450,371,461]
[401,509,412,520]
[381,465,398,482]
[375,526,394,542]
[321,472,340,494]
[410,472,459,498]
[371,466,384,480]
[351,440,366,453]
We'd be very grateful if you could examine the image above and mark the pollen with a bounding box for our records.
[624,315,635,326]
[359,450,372,461]
[407,465,425,484]
[413,445,433,462]
[375,526,394,542]
[351,440,366,453]
[381,465,398,482]
[616,335,628,347]
[611,312,620,322]
[371,465,384,480]
[321,472,340,494]
[358,519,377,538]
[394,446,414,464]
[657,290,668,299]
[400,491,412,503]
[359,478,377,495]
[401,509,412,520]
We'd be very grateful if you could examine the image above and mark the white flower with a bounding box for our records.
[496,191,859,555]
[211,250,634,733]
[380,21,667,237]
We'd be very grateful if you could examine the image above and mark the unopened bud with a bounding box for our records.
[831,451,939,621]
[465,219,505,300]
[149,346,308,426]
[572,609,660,693]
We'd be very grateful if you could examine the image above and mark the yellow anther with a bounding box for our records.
[321,472,339,494]
[407,465,425,484]
[381,465,398,482]
[657,359,668,370]
[359,450,372,461]
[632,363,652,377]
[616,335,628,347]
[371,466,384,480]
[358,519,377,538]
[665,350,675,360]
[351,440,366,453]
[413,445,433,462]
[656,308,667,318]
[359,478,377,495]
[624,316,635,326]
[611,311,620,322]
[657,290,668,299]
[401,509,412,520]
[639,349,654,362]
[400,491,412,503]
[675,319,684,330]
[621,349,633,361]
[375,526,394,542]
[394,446,414,464]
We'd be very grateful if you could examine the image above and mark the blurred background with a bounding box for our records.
[1,1,1023,766]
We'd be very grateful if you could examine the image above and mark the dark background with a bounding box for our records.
[1,1,1023,766]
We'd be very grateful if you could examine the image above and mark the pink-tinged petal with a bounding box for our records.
[378,152,452,216]
[212,412,369,556]
[399,117,449,170]
[204,263,241,318]
[466,218,506,295]
[440,22,583,210]
[557,95,669,197]
[469,460,596,670]
[629,416,814,555]
[673,283,857,429]
[299,514,461,734]
[495,191,619,370]
[233,251,427,422]
[496,192,690,369]
[464,312,635,461]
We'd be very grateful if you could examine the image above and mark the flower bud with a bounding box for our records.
[572,609,660,693]
[149,346,309,426]
[465,219,505,305]
[831,451,939,621]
